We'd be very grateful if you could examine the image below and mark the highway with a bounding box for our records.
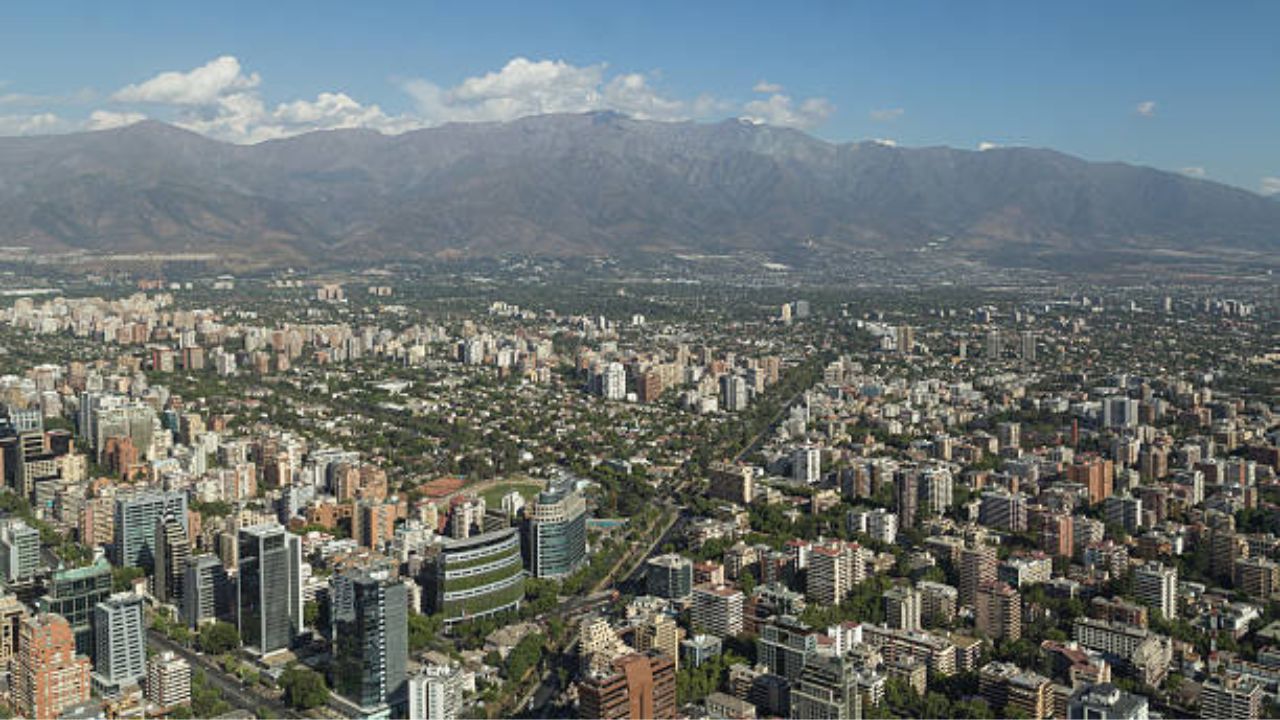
[147,629,301,718]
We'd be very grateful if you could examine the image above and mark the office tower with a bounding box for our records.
[237,524,302,655]
[1133,562,1178,620]
[789,652,862,720]
[577,652,677,720]
[40,556,111,658]
[14,613,91,720]
[896,325,914,354]
[986,329,1003,359]
[1104,494,1143,534]
[1199,675,1263,720]
[329,570,409,712]
[895,468,919,529]
[979,662,1052,720]
[884,586,922,632]
[959,544,998,608]
[183,554,231,627]
[113,490,187,569]
[980,490,1029,531]
[146,651,192,711]
[646,554,693,600]
[1067,683,1150,720]
[91,593,146,696]
[1103,397,1140,429]
[423,527,524,625]
[691,584,745,639]
[721,375,749,412]
[0,518,40,584]
[919,468,953,517]
[153,513,189,605]
[1020,331,1037,364]
[354,499,398,550]
[408,665,464,720]
[708,462,755,505]
[975,581,1022,642]
[997,422,1022,452]
[601,362,627,400]
[757,615,816,681]
[521,480,588,579]
[792,445,821,484]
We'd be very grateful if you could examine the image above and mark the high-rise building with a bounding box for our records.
[919,468,953,517]
[1066,683,1149,720]
[884,586,922,632]
[577,652,676,720]
[1104,494,1144,534]
[979,662,1052,720]
[918,581,958,627]
[633,613,681,670]
[1133,562,1178,620]
[721,375,749,412]
[112,490,187,569]
[146,651,192,711]
[91,593,146,696]
[329,570,409,712]
[1069,457,1115,505]
[980,490,1029,531]
[354,499,399,551]
[423,526,524,625]
[183,554,231,627]
[959,544,998,608]
[521,480,588,579]
[997,422,1022,452]
[601,363,627,401]
[757,615,816,681]
[975,581,1022,642]
[1234,557,1280,600]
[1020,331,1037,364]
[789,652,862,720]
[408,664,464,720]
[806,542,866,606]
[1199,675,1263,720]
[792,446,821,484]
[39,556,111,658]
[708,462,755,505]
[691,584,745,639]
[0,518,40,584]
[14,613,91,720]
[237,524,302,655]
[646,554,693,600]
[895,469,919,530]
[153,513,190,605]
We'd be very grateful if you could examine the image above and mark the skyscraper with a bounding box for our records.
[91,593,146,696]
[645,554,693,600]
[577,652,677,720]
[959,544,998,608]
[329,569,409,713]
[789,652,862,720]
[792,446,821,484]
[521,480,588,579]
[423,526,525,626]
[147,651,192,711]
[975,581,1022,642]
[895,468,919,530]
[112,490,187,569]
[0,518,40,585]
[39,555,111,658]
[1133,562,1178,620]
[183,553,232,627]
[237,524,302,655]
[14,613,91,720]
[153,513,190,605]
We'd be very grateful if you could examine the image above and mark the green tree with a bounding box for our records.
[198,621,241,655]
[279,665,329,710]
[112,566,146,592]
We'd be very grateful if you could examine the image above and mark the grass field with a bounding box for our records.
[480,480,545,507]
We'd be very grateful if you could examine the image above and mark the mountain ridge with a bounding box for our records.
[0,113,1276,266]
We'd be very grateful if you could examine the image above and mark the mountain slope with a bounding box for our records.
[0,113,1276,264]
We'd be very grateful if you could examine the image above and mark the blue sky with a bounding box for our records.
[2,0,1277,194]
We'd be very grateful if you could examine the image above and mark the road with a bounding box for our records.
[147,629,301,719]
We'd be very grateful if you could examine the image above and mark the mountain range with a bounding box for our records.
[0,112,1276,268]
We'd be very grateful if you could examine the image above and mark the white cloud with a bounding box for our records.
[978,141,1000,151]
[1179,166,1206,178]
[1136,100,1157,117]
[753,80,783,94]
[869,107,904,122]
[741,93,834,130]
[113,56,260,105]
[1261,177,1280,196]
[403,57,703,125]
[87,110,147,131]
[869,138,897,147]
[0,112,70,135]
[0,87,96,107]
